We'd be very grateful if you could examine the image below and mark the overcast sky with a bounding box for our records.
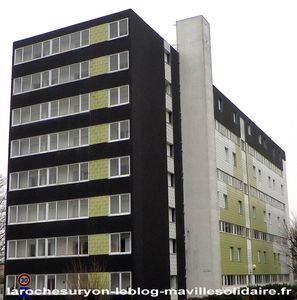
[1,0,296,215]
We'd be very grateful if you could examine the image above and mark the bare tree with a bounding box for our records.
[0,174,6,262]
[65,259,111,299]
[284,216,297,277]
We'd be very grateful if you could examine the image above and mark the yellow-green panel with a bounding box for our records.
[90,124,109,145]
[90,24,108,44]
[234,144,243,181]
[90,57,108,76]
[251,240,280,274]
[220,233,248,274]
[89,159,108,180]
[89,234,109,255]
[220,186,245,226]
[89,196,109,217]
[90,89,108,110]
[249,196,267,232]
[88,272,109,289]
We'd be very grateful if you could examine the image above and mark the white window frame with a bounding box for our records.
[108,120,130,142]
[109,193,131,216]
[109,232,131,255]
[108,18,129,40]
[109,156,130,178]
[108,51,129,73]
[108,85,130,107]
[109,272,131,292]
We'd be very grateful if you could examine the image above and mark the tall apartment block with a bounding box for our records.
[5,9,290,299]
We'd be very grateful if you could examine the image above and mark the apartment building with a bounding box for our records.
[5,9,290,299]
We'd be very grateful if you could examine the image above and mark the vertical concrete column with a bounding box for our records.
[177,16,221,290]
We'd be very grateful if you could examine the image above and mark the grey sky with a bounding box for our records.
[1,0,296,214]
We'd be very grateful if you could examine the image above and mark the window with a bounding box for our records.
[252,206,256,219]
[109,85,129,107]
[247,125,251,135]
[258,169,262,182]
[233,112,238,124]
[224,147,229,162]
[109,51,129,72]
[109,120,130,141]
[168,173,175,187]
[238,201,243,215]
[268,212,271,224]
[229,247,234,261]
[166,111,172,124]
[218,98,223,111]
[223,194,228,209]
[169,208,176,223]
[164,51,171,65]
[110,273,131,292]
[252,165,256,178]
[109,156,130,178]
[273,179,276,190]
[237,248,242,261]
[263,251,267,263]
[109,194,130,215]
[110,232,131,254]
[167,143,174,157]
[258,134,262,145]
[264,210,267,223]
[232,152,237,166]
[169,239,176,254]
[268,176,271,187]
[165,81,172,96]
[109,19,128,39]
[257,250,261,263]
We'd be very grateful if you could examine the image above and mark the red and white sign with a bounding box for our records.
[17,273,31,286]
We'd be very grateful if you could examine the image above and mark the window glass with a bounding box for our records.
[120,157,129,175]
[57,201,67,219]
[37,239,45,256]
[69,130,79,147]
[23,45,33,61]
[69,164,79,182]
[14,78,22,94]
[110,159,119,177]
[38,203,46,220]
[21,107,30,123]
[58,166,68,184]
[119,19,128,36]
[50,133,58,150]
[15,48,23,64]
[39,169,47,186]
[111,234,119,252]
[110,54,118,72]
[8,241,16,258]
[42,71,50,87]
[110,123,119,141]
[28,204,37,222]
[37,275,45,289]
[80,163,88,180]
[22,75,31,92]
[81,61,89,78]
[110,273,119,291]
[58,132,69,149]
[79,236,88,254]
[68,236,78,255]
[30,136,39,154]
[68,199,79,218]
[27,240,36,257]
[42,40,50,56]
[51,68,59,85]
[120,121,129,139]
[47,239,56,256]
[17,240,26,257]
[80,199,88,217]
[109,87,118,106]
[9,207,17,223]
[52,38,60,54]
[10,174,18,190]
[121,233,130,252]
[11,140,20,157]
[32,43,42,59]
[60,35,70,52]
[18,205,27,222]
[40,135,48,152]
[81,30,89,46]
[48,202,57,220]
[121,273,131,290]
[80,94,89,111]
[57,237,67,255]
[59,98,69,115]
[109,22,118,39]
[110,195,119,214]
[50,101,59,117]
[70,63,80,80]
[19,171,28,189]
[29,170,38,187]
[121,194,130,213]
[70,32,80,48]
[56,274,67,290]
[80,128,88,145]
[120,52,128,69]
[60,66,70,83]
[70,96,80,113]
[120,86,129,104]
[12,109,21,125]
[49,167,57,184]
[32,73,41,90]
[31,104,40,121]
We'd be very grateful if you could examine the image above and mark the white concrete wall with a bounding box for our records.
[177,15,221,290]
